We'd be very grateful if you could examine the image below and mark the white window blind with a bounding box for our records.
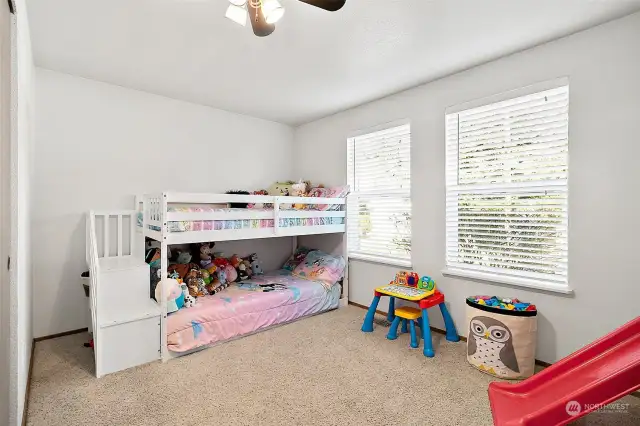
[347,123,411,266]
[445,84,569,291]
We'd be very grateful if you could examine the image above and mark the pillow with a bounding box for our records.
[307,185,350,210]
[292,250,346,288]
[268,181,295,196]
[282,247,313,271]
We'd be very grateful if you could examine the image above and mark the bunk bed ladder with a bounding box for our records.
[86,210,161,377]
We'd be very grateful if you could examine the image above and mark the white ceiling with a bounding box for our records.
[27,0,640,125]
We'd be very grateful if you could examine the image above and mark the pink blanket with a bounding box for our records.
[167,270,341,353]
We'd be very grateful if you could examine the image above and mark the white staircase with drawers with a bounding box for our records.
[86,210,161,378]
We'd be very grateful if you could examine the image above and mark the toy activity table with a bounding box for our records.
[361,285,459,357]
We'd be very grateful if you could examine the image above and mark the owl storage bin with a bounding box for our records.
[466,296,537,379]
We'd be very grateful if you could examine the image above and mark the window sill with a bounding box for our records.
[441,268,573,295]
[349,254,412,269]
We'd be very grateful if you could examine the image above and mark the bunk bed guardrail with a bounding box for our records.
[135,193,347,244]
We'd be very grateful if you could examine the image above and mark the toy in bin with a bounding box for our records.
[467,295,537,312]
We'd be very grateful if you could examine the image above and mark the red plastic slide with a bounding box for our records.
[489,316,640,426]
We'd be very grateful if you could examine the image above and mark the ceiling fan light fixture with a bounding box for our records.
[262,0,285,24]
[225,3,248,26]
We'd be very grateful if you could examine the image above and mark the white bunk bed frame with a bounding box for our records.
[136,192,349,362]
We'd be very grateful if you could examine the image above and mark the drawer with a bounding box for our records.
[98,316,160,377]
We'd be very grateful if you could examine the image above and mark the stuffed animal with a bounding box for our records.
[241,259,253,278]
[225,190,251,208]
[224,264,238,283]
[172,249,192,265]
[168,262,200,280]
[251,261,263,276]
[200,269,211,285]
[206,280,229,295]
[145,240,171,266]
[244,253,263,276]
[181,285,196,308]
[292,179,308,210]
[185,269,206,297]
[195,242,215,268]
[230,254,241,268]
[268,181,296,209]
[248,189,269,209]
[216,268,227,285]
[237,263,250,281]
[214,256,229,268]
[155,278,184,313]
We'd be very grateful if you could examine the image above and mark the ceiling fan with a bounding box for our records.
[225,0,346,37]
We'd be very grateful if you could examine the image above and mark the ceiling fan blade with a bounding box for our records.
[298,0,346,12]
[247,2,275,37]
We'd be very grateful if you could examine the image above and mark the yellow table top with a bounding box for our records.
[375,284,435,301]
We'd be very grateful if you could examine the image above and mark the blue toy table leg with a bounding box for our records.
[361,295,381,332]
[409,320,419,348]
[401,318,408,334]
[439,302,460,342]
[386,316,401,340]
[421,309,435,357]
[387,297,396,322]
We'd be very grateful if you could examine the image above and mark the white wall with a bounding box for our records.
[294,12,640,363]
[33,68,295,338]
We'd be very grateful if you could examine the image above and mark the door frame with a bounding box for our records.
[0,1,13,424]
[1,1,16,424]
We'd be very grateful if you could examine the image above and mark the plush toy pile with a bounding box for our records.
[467,295,537,312]
[146,240,264,310]
[237,179,350,211]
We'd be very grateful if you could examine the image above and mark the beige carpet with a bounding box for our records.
[27,306,639,426]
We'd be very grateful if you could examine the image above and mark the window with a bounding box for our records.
[445,82,569,292]
[347,122,411,266]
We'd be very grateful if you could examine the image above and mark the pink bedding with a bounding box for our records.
[167,270,341,353]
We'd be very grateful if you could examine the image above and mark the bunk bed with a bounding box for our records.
[135,192,349,362]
